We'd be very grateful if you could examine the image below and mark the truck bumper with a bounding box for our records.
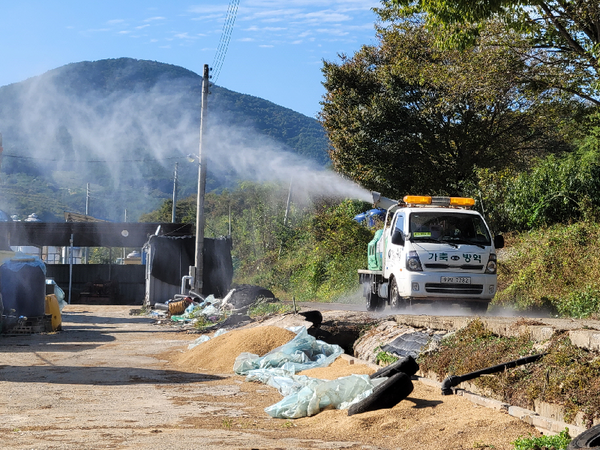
[398,271,497,301]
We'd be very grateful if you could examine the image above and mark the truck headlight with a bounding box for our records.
[485,254,497,274]
[406,251,423,272]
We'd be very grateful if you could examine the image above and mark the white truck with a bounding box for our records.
[358,193,504,313]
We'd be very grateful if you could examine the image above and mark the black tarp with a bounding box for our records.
[148,235,233,298]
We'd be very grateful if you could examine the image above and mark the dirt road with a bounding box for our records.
[0,305,540,449]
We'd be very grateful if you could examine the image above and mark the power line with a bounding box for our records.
[211,0,240,83]
[1,154,189,163]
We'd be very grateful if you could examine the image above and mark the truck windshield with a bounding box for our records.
[409,211,491,246]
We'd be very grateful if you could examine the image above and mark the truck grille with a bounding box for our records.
[425,283,484,295]
[424,264,484,271]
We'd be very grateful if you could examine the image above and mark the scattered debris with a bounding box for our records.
[148,284,278,332]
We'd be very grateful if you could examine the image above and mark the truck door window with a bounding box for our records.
[390,215,405,246]
[395,215,404,233]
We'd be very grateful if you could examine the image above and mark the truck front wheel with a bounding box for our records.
[466,301,488,315]
[390,279,407,311]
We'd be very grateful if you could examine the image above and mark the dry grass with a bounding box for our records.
[419,319,600,426]
[495,221,600,317]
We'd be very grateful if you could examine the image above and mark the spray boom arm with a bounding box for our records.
[371,191,399,211]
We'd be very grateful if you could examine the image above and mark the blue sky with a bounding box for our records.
[2,0,381,118]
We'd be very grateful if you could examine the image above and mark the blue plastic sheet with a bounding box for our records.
[233,327,344,375]
[263,374,380,419]
[233,327,381,419]
[2,252,46,275]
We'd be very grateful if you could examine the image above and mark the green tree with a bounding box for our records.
[389,0,600,104]
[320,17,576,198]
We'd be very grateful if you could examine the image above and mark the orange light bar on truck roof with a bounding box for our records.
[403,195,432,205]
[403,195,475,207]
[449,197,475,207]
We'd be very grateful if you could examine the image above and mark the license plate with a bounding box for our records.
[441,276,471,284]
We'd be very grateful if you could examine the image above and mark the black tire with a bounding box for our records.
[370,355,419,379]
[467,301,489,315]
[568,424,600,449]
[366,290,381,312]
[389,278,407,311]
[348,372,413,416]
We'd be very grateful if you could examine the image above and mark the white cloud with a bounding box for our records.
[144,16,166,22]
[107,19,126,25]
[174,32,198,40]
[299,11,352,23]
[244,26,287,32]
[187,5,228,14]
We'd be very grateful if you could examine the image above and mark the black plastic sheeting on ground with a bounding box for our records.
[380,332,440,359]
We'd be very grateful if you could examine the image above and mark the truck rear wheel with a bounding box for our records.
[366,290,381,312]
[390,278,407,311]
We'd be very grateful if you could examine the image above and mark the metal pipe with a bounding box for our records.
[181,275,193,295]
[441,353,546,395]
[68,233,73,304]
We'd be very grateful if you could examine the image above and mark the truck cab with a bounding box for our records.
[359,194,504,313]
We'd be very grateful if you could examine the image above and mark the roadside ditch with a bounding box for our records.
[334,312,600,438]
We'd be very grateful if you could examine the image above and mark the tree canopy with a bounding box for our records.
[320,15,580,198]
[388,0,600,104]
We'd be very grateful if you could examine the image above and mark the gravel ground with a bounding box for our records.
[0,305,541,449]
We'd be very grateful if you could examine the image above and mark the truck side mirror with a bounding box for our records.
[494,234,504,249]
[391,230,404,246]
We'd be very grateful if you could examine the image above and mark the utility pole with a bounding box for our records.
[0,133,4,174]
[279,180,293,257]
[84,183,90,263]
[85,183,90,217]
[194,64,209,294]
[172,162,178,223]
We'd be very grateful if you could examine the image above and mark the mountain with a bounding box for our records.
[0,58,330,221]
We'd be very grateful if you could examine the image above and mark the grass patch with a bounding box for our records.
[419,319,600,426]
[511,429,571,450]
[193,315,216,330]
[375,348,399,366]
[495,221,600,317]
[247,301,294,318]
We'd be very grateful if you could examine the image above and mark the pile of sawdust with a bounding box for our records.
[298,357,375,379]
[173,325,296,373]
[295,380,540,450]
